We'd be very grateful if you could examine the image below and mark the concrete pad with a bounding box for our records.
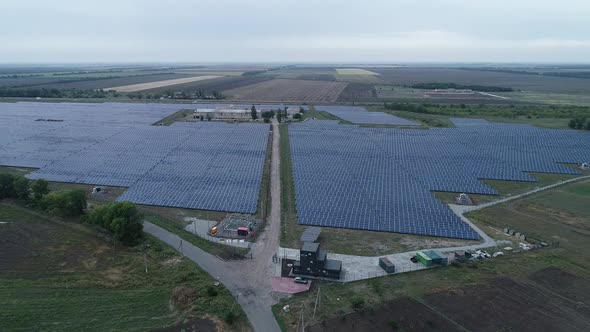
[272,277,311,294]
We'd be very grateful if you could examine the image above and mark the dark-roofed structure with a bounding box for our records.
[300,226,321,243]
[293,241,341,279]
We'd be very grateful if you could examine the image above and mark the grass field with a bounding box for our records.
[498,90,590,106]
[467,178,590,250]
[0,203,248,332]
[274,178,590,331]
[371,67,590,95]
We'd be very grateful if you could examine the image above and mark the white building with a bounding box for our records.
[192,108,261,121]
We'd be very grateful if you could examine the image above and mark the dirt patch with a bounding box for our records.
[152,316,217,332]
[529,267,590,306]
[424,275,590,332]
[172,286,196,311]
[307,296,462,332]
[162,257,183,266]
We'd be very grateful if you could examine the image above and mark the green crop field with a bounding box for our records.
[0,204,248,332]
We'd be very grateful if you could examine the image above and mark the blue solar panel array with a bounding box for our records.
[315,106,420,126]
[0,102,272,214]
[289,119,590,240]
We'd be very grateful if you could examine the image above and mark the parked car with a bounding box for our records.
[294,277,308,284]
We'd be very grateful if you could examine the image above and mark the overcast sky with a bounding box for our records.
[1,0,589,63]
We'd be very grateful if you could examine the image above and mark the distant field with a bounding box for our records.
[336,68,380,75]
[498,91,590,106]
[141,75,271,94]
[371,67,590,95]
[223,79,348,102]
[106,75,223,92]
[26,73,196,90]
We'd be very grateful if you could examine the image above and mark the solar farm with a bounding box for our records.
[315,105,420,126]
[0,102,272,214]
[289,119,590,240]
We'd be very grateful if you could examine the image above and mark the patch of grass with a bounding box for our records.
[0,166,35,176]
[153,109,194,125]
[0,203,248,331]
[144,213,248,258]
[434,172,582,205]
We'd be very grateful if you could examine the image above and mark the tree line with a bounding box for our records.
[0,87,116,98]
[568,116,590,130]
[410,83,513,92]
[0,173,143,245]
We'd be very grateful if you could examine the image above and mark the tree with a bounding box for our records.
[0,173,15,199]
[293,113,302,120]
[251,105,258,120]
[42,190,86,217]
[87,201,143,245]
[13,176,30,201]
[31,179,49,201]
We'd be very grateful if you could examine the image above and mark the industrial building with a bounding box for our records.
[292,242,342,279]
[192,108,259,120]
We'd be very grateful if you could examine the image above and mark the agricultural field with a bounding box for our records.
[105,75,223,92]
[25,73,198,90]
[0,204,248,332]
[223,79,348,102]
[274,178,590,332]
[370,67,590,94]
[141,75,272,94]
[335,68,383,84]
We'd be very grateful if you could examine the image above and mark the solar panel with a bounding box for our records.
[0,102,272,214]
[315,106,420,126]
[288,119,590,240]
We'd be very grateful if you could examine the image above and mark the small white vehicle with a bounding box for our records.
[294,277,308,284]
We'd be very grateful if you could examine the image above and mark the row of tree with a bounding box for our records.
[0,88,116,98]
[410,83,513,92]
[0,173,143,246]
[0,173,84,216]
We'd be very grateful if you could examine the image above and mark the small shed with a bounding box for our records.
[379,257,395,273]
[416,251,432,267]
[424,250,448,266]
[237,227,249,237]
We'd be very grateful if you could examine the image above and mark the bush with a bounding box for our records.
[293,113,302,120]
[41,190,87,217]
[13,176,30,201]
[87,201,143,245]
[30,179,49,202]
[350,297,365,309]
[0,173,15,199]
[263,118,271,123]
[223,310,237,325]
[206,286,218,297]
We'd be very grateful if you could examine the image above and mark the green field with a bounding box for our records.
[499,91,590,106]
[0,203,248,331]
